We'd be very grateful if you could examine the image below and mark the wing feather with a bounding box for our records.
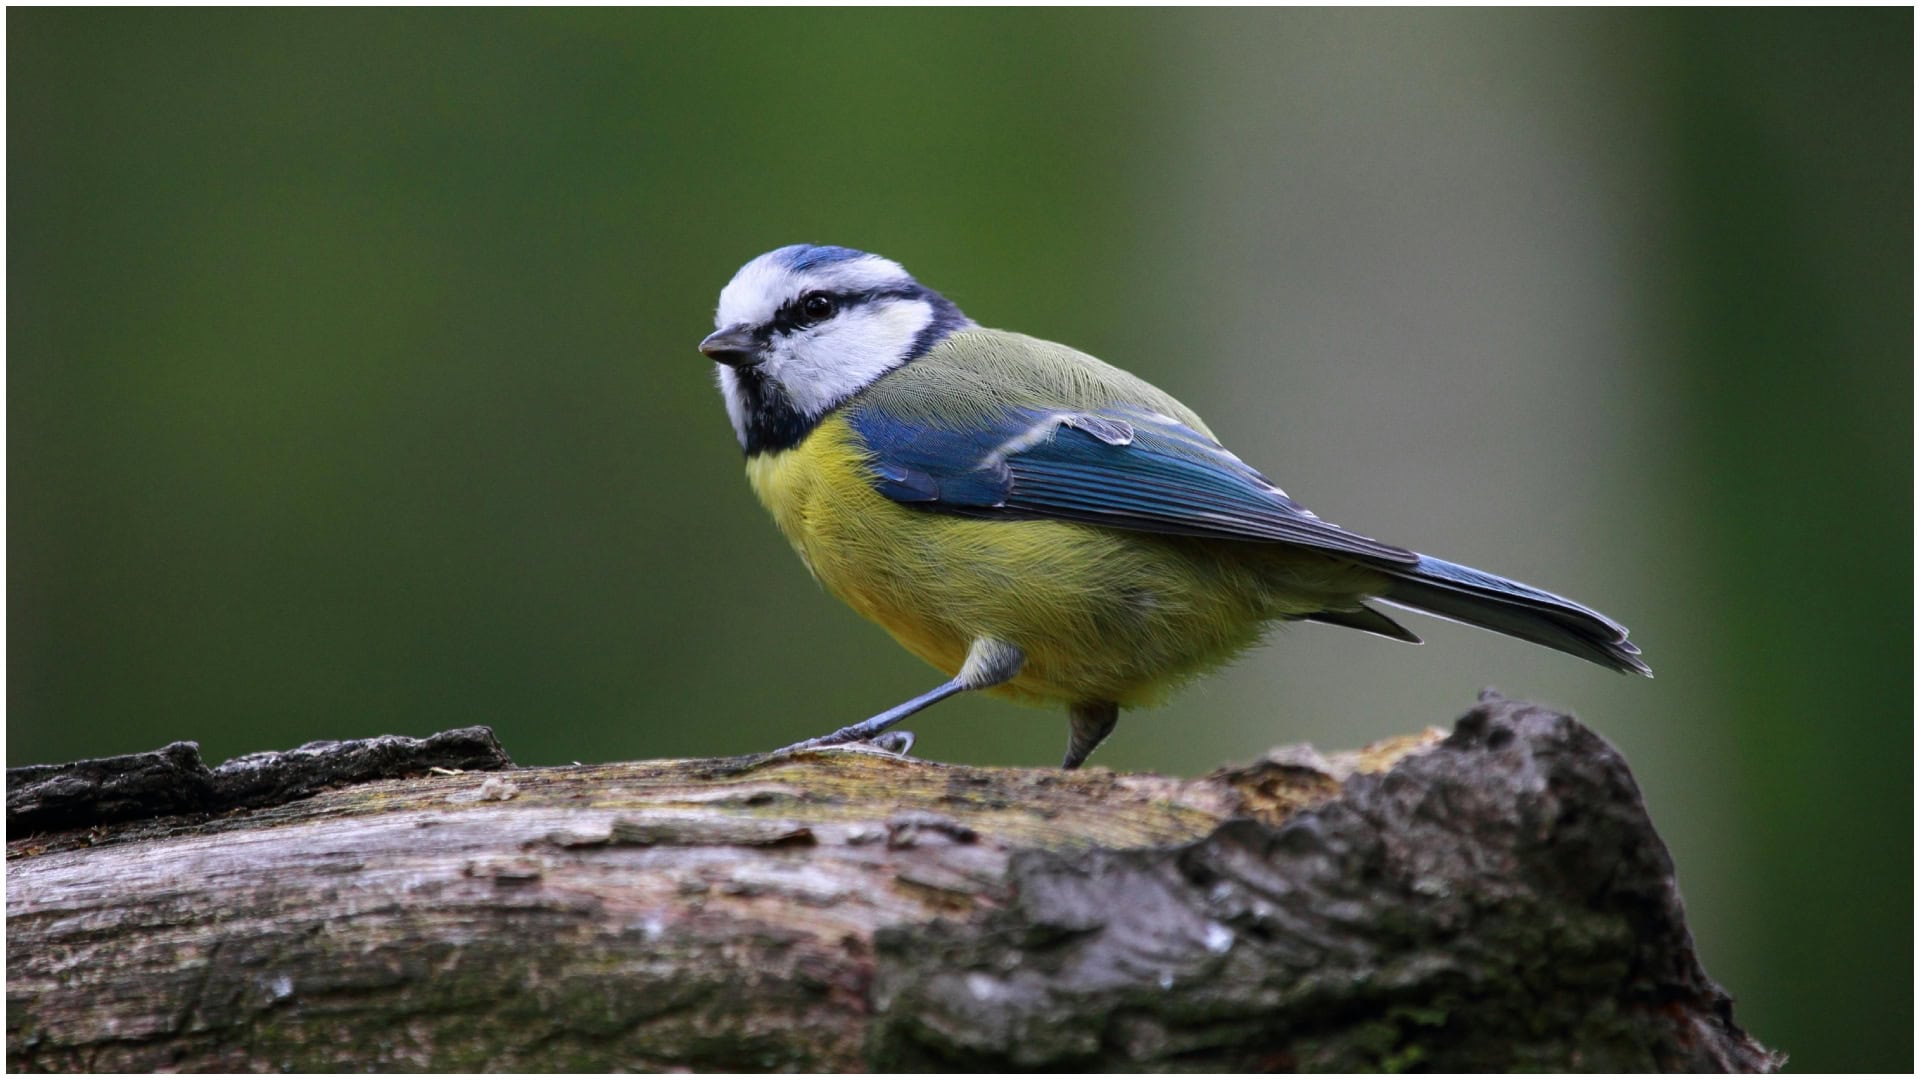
[849,405,1417,566]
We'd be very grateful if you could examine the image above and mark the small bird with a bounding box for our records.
[701,245,1649,769]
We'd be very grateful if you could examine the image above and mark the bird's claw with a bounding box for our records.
[867,730,915,756]
[770,729,917,760]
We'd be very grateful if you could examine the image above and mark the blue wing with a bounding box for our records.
[847,404,1418,566]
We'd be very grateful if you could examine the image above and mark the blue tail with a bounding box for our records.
[1376,556,1651,676]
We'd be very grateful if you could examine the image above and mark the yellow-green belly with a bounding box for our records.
[747,415,1382,707]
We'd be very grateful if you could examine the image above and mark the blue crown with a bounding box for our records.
[774,244,875,273]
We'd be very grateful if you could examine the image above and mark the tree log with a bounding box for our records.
[6,693,1778,1071]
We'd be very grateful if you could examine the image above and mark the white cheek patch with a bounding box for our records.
[764,300,934,419]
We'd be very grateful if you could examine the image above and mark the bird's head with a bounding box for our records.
[701,245,971,453]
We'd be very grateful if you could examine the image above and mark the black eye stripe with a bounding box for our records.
[774,291,850,331]
[772,286,927,333]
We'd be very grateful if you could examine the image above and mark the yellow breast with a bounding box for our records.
[745,415,977,680]
[742,414,1339,707]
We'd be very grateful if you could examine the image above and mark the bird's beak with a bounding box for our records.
[699,324,762,367]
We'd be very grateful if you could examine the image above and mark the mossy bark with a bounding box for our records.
[6,694,1778,1071]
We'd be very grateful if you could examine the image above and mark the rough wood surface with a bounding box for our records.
[6,727,513,833]
[6,693,1779,1071]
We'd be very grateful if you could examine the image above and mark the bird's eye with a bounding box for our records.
[796,293,836,326]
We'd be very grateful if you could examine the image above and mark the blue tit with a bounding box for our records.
[700,244,1649,769]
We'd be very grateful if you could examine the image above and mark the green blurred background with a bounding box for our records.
[10,9,1910,1070]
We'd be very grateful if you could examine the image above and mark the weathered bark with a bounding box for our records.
[6,694,1778,1071]
[6,727,513,833]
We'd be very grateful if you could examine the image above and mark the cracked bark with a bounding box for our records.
[6,693,1779,1071]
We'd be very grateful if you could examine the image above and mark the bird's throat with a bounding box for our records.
[729,366,816,457]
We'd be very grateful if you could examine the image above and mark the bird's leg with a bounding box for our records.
[1063,701,1119,769]
[772,639,1024,757]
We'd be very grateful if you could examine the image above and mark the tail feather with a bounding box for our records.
[1374,555,1651,676]
[1304,603,1423,644]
